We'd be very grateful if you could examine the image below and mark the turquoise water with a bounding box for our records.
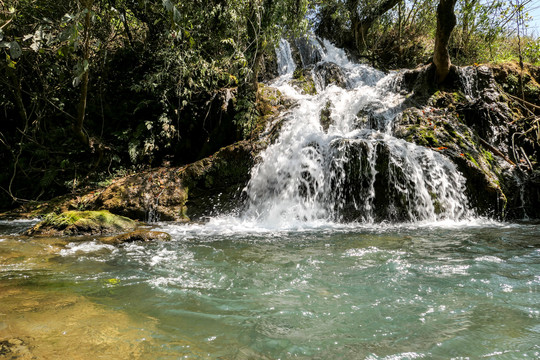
[1,220,539,359]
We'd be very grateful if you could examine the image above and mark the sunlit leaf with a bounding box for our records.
[6,55,16,69]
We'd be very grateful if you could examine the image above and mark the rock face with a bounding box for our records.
[395,64,540,218]
[313,62,348,89]
[25,210,137,236]
[62,140,264,222]
[5,55,539,222]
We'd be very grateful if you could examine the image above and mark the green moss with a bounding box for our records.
[58,210,132,227]
[525,84,540,98]
[302,81,317,95]
[29,210,136,236]
[416,127,439,147]
[465,153,479,167]
[507,74,519,87]
[320,100,332,131]
[482,149,495,165]
[291,68,317,95]
[452,91,467,103]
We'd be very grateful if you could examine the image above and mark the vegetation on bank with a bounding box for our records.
[1,0,539,211]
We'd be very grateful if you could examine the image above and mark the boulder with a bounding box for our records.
[290,66,317,95]
[294,36,324,67]
[313,62,348,89]
[25,210,137,236]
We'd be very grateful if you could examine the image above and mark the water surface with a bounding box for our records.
[1,219,539,359]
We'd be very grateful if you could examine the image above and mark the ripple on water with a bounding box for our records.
[59,240,117,256]
[1,220,539,359]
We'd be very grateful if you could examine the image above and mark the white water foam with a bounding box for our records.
[59,241,117,256]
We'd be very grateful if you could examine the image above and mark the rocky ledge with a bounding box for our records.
[3,60,539,222]
[395,63,540,218]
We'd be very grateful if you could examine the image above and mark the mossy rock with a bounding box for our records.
[26,210,137,236]
[320,100,332,131]
[290,67,317,95]
[102,230,171,245]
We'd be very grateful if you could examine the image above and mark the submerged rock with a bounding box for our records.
[102,230,171,245]
[25,210,137,236]
[0,338,32,360]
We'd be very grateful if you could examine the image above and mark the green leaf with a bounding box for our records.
[6,54,16,69]
[10,41,22,59]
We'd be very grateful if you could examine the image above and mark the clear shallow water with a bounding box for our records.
[1,219,539,359]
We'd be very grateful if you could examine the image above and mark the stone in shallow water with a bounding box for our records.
[25,210,137,236]
[102,230,171,245]
[0,338,32,360]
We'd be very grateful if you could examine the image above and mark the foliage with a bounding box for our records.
[0,0,308,209]
[523,37,540,64]
[313,0,539,68]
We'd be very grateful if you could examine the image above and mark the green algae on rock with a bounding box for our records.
[25,210,137,236]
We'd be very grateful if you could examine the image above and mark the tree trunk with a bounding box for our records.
[433,0,457,83]
[6,67,28,125]
[75,0,93,147]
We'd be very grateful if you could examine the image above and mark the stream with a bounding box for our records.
[1,219,539,359]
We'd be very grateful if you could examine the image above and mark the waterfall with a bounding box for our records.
[276,38,296,76]
[244,39,470,225]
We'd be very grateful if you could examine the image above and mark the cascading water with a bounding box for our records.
[243,39,471,225]
[276,38,297,75]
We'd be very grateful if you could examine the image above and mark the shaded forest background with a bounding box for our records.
[1,0,539,210]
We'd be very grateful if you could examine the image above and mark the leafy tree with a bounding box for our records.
[0,0,310,208]
[347,0,400,52]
